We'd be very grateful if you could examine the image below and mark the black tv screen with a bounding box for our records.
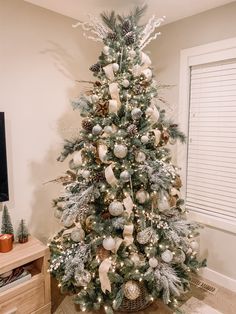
[0,112,9,202]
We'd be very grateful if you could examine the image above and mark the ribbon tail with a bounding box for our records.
[99,258,112,293]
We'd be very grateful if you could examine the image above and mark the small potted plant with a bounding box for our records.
[17,219,29,243]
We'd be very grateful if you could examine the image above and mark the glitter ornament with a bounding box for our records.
[74,269,91,287]
[104,125,113,134]
[135,151,146,163]
[92,124,102,135]
[149,257,158,268]
[112,63,119,72]
[103,236,116,250]
[124,280,141,300]
[109,201,124,216]
[103,45,110,55]
[136,189,149,204]
[161,250,173,263]
[122,79,130,88]
[190,240,199,251]
[114,144,128,158]
[141,135,149,144]
[71,228,85,242]
[127,124,138,135]
[131,108,142,120]
[81,170,90,179]
[120,170,131,182]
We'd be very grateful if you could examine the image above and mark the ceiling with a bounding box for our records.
[25,0,234,24]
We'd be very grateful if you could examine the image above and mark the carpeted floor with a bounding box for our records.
[52,276,236,314]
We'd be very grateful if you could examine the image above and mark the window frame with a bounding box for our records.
[178,37,236,234]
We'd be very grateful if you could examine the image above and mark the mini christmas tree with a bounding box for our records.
[49,6,206,313]
[17,219,29,243]
[1,205,14,235]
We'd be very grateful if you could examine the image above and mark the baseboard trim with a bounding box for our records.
[200,267,236,292]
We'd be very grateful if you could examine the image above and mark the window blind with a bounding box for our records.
[186,59,236,223]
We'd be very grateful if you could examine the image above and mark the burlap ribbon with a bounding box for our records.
[123,195,134,217]
[98,143,108,163]
[153,129,161,145]
[103,64,115,80]
[109,83,121,108]
[123,224,134,246]
[99,258,112,293]
[147,104,160,125]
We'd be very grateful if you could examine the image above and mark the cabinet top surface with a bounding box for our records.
[0,236,49,274]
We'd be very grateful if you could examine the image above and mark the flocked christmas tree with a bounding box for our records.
[1,205,14,235]
[49,6,206,313]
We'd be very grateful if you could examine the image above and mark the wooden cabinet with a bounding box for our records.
[0,237,51,314]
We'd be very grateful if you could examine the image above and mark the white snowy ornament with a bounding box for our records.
[190,240,199,251]
[142,68,152,81]
[120,170,130,182]
[112,63,119,72]
[149,257,158,268]
[104,125,113,134]
[129,49,136,58]
[71,228,85,242]
[114,144,128,158]
[135,151,146,163]
[109,201,124,216]
[91,94,99,103]
[122,79,130,88]
[161,250,173,263]
[81,170,90,179]
[75,269,91,287]
[103,236,116,250]
[92,124,102,135]
[103,45,110,55]
[131,108,142,120]
[136,189,149,204]
[141,135,149,144]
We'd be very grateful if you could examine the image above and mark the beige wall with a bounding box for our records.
[151,2,236,281]
[0,0,100,242]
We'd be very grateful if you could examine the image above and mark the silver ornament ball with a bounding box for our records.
[149,257,158,268]
[131,108,142,120]
[92,124,102,135]
[161,250,173,263]
[124,280,141,300]
[103,236,116,251]
[120,170,131,182]
[71,228,85,242]
[141,135,149,144]
[114,144,128,159]
[109,200,124,216]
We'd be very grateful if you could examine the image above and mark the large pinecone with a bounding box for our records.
[82,119,93,132]
[125,33,135,45]
[127,124,138,135]
[89,63,101,73]
[107,32,117,41]
[94,172,105,182]
[122,20,132,34]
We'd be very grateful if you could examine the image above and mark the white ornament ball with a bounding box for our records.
[91,94,99,103]
[81,170,90,179]
[136,189,149,204]
[71,228,85,242]
[104,125,113,134]
[120,170,130,182]
[75,269,91,287]
[109,201,124,216]
[103,236,116,251]
[142,68,152,81]
[112,63,119,72]
[122,79,130,88]
[161,250,173,263]
[103,45,110,55]
[190,240,199,251]
[141,135,149,144]
[130,253,140,265]
[135,151,146,163]
[114,144,128,158]
[92,124,102,135]
[149,257,158,268]
[131,108,142,120]
[124,281,141,300]
[129,49,136,58]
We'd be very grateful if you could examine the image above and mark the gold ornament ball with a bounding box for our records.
[124,280,141,300]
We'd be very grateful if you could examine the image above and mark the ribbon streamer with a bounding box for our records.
[147,104,160,125]
[99,258,112,293]
[153,129,161,145]
[105,165,118,186]
[103,64,115,80]
[111,237,123,254]
[123,195,134,217]
[109,83,121,108]
[123,224,134,246]
[98,143,108,163]
[109,99,118,113]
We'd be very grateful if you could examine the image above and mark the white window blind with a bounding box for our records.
[186,59,236,224]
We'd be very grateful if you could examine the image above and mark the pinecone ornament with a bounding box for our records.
[122,20,132,34]
[89,63,101,73]
[107,32,117,41]
[95,101,109,117]
[94,171,105,182]
[127,124,138,135]
[125,33,135,45]
[82,119,93,132]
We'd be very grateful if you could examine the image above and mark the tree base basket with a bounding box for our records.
[118,283,152,312]
[18,237,28,243]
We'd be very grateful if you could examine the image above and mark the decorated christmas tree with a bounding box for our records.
[49,6,206,313]
[1,205,14,235]
[17,219,29,243]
